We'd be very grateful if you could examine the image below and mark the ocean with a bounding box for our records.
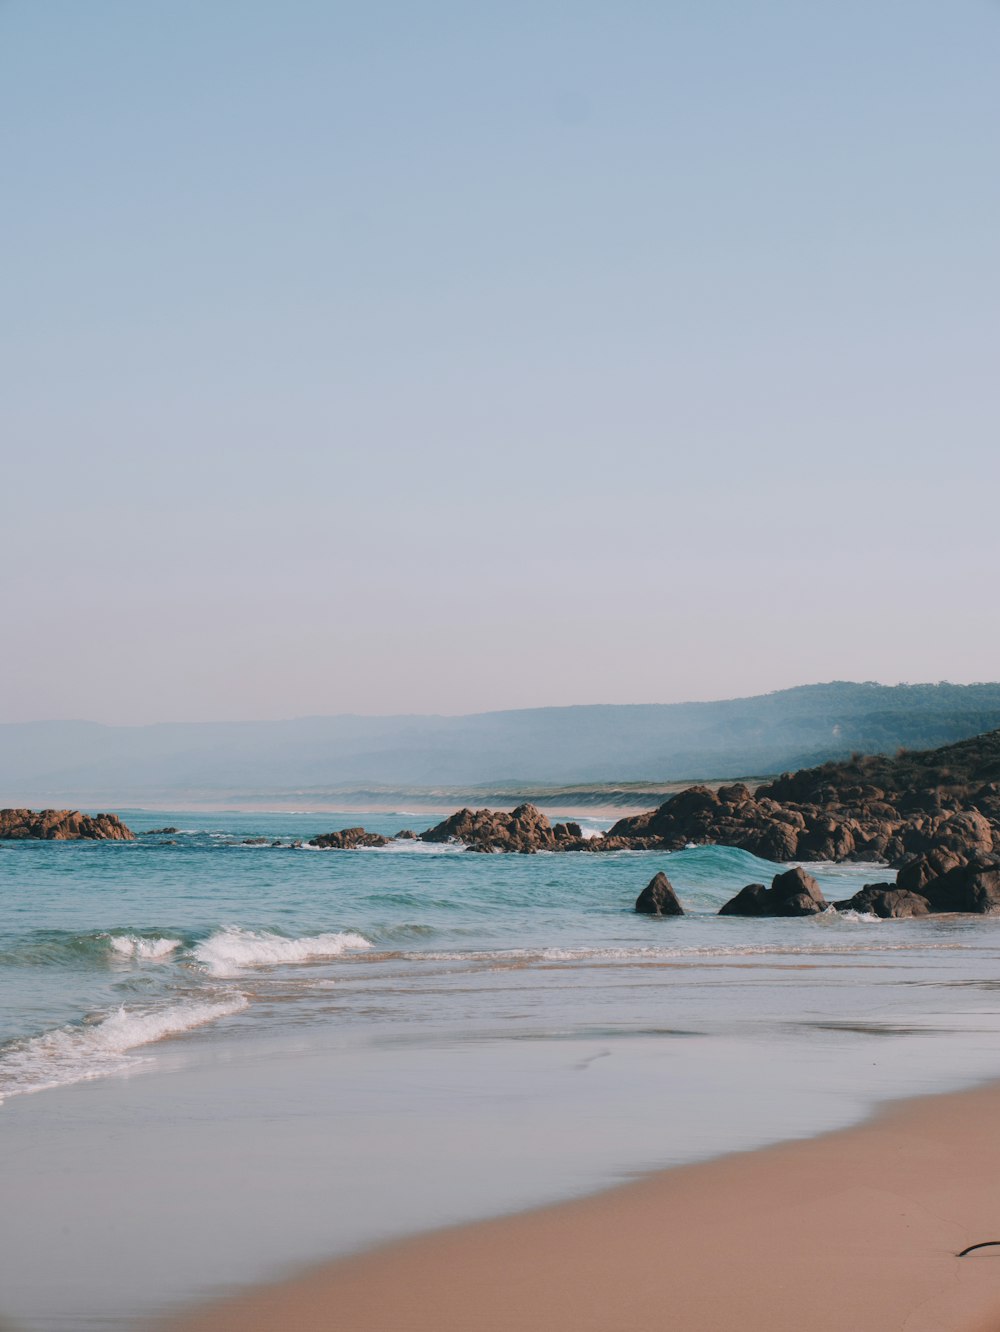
[3,810,1000,1330]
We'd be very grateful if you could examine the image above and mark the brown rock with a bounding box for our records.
[0,809,135,841]
[308,827,389,849]
[720,866,827,917]
[420,804,557,853]
[920,855,1000,914]
[836,884,931,919]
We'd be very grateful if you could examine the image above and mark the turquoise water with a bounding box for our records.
[3,810,1000,1329]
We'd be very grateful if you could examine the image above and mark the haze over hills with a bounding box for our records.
[5,682,1000,808]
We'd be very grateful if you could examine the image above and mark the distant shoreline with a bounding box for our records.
[2,779,769,820]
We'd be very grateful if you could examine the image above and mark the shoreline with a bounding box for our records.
[158,1078,1000,1332]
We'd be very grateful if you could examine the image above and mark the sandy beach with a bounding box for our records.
[161,1080,1000,1332]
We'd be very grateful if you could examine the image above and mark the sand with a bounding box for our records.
[158,1079,1000,1332]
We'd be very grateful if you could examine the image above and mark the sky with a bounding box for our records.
[2,0,999,724]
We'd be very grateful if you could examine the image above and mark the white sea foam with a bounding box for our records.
[579,827,605,840]
[412,938,963,966]
[0,994,248,1101]
[193,928,373,976]
[108,935,181,960]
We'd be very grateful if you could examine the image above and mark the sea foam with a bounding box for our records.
[193,928,373,977]
[108,934,181,960]
[0,994,248,1101]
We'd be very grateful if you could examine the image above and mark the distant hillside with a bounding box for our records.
[4,681,1000,804]
[762,726,1000,803]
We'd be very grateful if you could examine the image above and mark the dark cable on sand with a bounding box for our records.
[957,1241,1000,1256]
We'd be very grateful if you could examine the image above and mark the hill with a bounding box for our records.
[4,681,1000,805]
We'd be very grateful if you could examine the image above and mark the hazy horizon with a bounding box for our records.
[7,675,1000,729]
[4,2,999,725]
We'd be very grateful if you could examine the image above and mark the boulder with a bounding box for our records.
[394,830,418,840]
[635,872,685,916]
[553,821,583,840]
[718,883,771,916]
[895,846,967,894]
[836,884,932,919]
[737,822,800,862]
[920,855,1000,914]
[720,866,827,917]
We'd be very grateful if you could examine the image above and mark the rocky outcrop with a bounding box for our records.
[0,809,134,841]
[719,867,827,917]
[420,804,590,853]
[605,758,1000,874]
[635,872,685,916]
[308,827,390,849]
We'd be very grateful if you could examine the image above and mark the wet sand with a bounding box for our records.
[160,1080,1000,1332]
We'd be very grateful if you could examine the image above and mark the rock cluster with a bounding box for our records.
[0,809,135,841]
[606,781,1000,866]
[420,804,588,853]
[718,866,827,917]
[308,827,390,849]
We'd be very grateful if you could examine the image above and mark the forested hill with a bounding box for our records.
[4,681,1000,802]
[761,725,1000,803]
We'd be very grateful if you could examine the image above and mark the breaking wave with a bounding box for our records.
[0,994,248,1101]
[193,928,373,977]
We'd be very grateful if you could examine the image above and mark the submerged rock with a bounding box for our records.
[0,809,135,841]
[719,866,827,917]
[635,871,685,916]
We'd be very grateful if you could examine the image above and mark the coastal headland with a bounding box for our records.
[159,1079,1000,1332]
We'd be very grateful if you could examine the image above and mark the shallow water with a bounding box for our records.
[2,810,1000,1329]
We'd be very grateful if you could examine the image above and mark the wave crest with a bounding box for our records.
[193,928,372,976]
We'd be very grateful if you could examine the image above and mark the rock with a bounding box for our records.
[718,883,771,916]
[895,846,967,894]
[0,809,135,841]
[836,884,932,918]
[720,866,827,916]
[308,827,390,849]
[919,855,1000,914]
[394,830,418,840]
[143,826,179,835]
[635,871,685,916]
[553,821,583,840]
[420,804,560,853]
[737,821,801,862]
[242,837,268,845]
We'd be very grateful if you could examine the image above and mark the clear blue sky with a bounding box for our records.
[3,1,998,723]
